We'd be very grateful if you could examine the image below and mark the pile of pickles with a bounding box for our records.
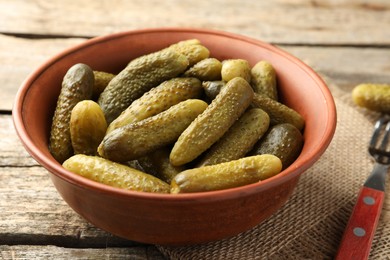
[49,39,305,194]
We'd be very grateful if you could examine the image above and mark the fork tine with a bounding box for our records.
[380,121,390,151]
[370,118,386,149]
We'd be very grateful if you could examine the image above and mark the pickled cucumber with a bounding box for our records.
[49,63,94,163]
[183,58,222,81]
[221,59,251,83]
[250,123,303,169]
[252,93,305,131]
[98,99,208,162]
[70,100,107,155]
[352,83,390,113]
[93,71,115,100]
[137,147,185,183]
[63,154,170,193]
[106,77,203,133]
[202,81,225,100]
[169,42,210,67]
[171,154,282,193]
[197,108,270,166]
[98,48,189,123]
[251,60,278,100]
[170,77,254,166]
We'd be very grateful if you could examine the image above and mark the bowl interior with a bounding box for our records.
[13,28,336,197]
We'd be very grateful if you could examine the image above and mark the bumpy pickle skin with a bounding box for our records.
[49,63,94,163]
[63,154,170,193]
[70,100,107,156]
[92,71,115,100]
[106,77,203,134]
[170,77,254,166]
[221,59,251,83]
[250,123,303,170]
[171,154,282,193]
[168,41,210,67]
[252,93,305,131]
[183,58,222,81]
[137,147,186,183]
[98,99,208,162]
[197,108,270,166]
[352,83,390,113]
[202,81,226,100]
[250,60,278,100]
[98,48,189,124]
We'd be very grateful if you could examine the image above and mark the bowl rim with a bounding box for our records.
[12,27,337,202]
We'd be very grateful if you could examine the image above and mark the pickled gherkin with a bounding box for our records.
[252,93,305,131]
[197,108,270,166]
[170,77,254,166]
[106,77,202,133]
[49,63,94,163]
[168,40,210,67]
[98,99,208,162]
[352,83,390,113]
[63,154,170,193]
[250,123,303,169]
[171,154,282,193]
[70,100,107,156]
[98,48,189,123]
[250,60,278,100]
[221,59,251,83]
[183,58,222,81]
[93,71,115,100]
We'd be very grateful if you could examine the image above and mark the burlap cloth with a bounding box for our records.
[157,82,390,259]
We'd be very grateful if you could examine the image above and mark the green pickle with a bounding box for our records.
[171,154,282,193]
[221,59,251,83]
[250,123,303,169]
[137,147,185,183]
[49,63,94,163]
[183,58,222,81]
[70,100,107,156]
[198,108,270,166]
[98,48,189,123]
[352,83,390,113]
[250,60,278,100]
[252,93,305,131]
[92,71,115,100]
[106,77,203,133]
[98,99,208,162]
[202,81,226,100]
[63,154,170,193]
[170,77,254,166]
[168,41,210,67]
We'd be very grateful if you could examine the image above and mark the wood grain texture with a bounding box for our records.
[0,245,165,260]
[0,0,389,45]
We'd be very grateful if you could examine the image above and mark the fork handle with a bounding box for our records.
[335,186,384,260]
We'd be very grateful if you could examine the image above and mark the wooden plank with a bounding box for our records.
[0,165,140,248]
[0,0,389,45]
[0,34,86,111]
[0,114,39,167]
[2,32,390,111]
[0,245,165,260]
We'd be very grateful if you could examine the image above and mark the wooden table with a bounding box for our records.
[1,1,389,259]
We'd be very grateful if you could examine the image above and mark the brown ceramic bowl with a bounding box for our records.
[13,28,336,246]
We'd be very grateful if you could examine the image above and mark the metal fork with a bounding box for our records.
[336,116,390,260]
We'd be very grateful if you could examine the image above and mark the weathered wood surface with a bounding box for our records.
[2,33,390,111]
[1,0,390,259]
[0,245,165,260]
[1,0,389,45]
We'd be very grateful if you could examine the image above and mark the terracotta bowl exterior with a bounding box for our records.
[13,28,336,245]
